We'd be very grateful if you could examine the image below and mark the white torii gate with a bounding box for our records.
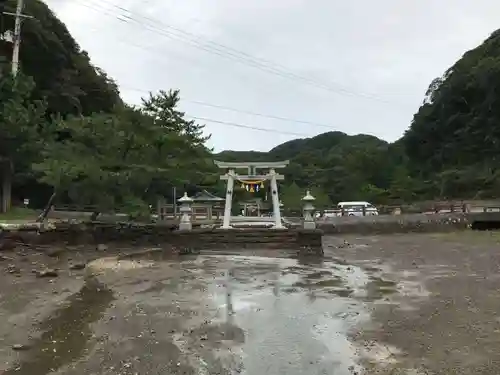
[214,160,289,229]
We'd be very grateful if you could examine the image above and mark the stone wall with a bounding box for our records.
[0,222,323,256]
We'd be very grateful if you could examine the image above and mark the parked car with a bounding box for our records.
[337,201,378,216]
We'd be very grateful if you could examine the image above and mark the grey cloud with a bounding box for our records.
[46,0,500,151]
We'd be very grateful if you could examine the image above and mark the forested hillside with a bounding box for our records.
[217,132,410,205]
[2,0,500,215]
[402,29,500,200]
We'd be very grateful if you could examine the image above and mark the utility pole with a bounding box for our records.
[11,0,23,76]
[2,0,32,77]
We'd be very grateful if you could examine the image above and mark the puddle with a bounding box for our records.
[201,256,371,375]
[4,278,114,375]
[362,276,399,301]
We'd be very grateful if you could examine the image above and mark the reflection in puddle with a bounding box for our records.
[4,278,114,375]
[363,276,399,301]
[201,256,372,375]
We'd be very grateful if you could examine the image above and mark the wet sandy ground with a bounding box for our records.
[1,232,500,374]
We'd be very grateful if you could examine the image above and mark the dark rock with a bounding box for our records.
[12,344,30,351]
[35,268,58,278]
[6,264,20,274]
[69,263,86,270]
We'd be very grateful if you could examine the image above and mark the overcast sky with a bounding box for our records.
[45,0,500,152]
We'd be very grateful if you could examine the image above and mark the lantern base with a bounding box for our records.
[179,222,192,231]
[303,220,316,230]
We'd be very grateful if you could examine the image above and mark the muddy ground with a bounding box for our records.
[0,232,499,374]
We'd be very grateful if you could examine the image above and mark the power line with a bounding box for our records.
[121,85,338,130]
[74,0,403,106]
[74,0,306,81]
[183,99,336,130]
[78,0,337,93]
[123,86,317,136]
[187,116,311,137]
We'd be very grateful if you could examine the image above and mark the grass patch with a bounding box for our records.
[0,207,38,222]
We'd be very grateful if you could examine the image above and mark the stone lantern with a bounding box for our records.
[302,190,316,230]
[178,192,193,231]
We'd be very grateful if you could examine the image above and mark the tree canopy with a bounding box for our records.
[31,90,214,217]
[402,29,500,199]
[216,131,402,205]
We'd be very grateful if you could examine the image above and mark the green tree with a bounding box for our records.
[281,182,303,211]
[139,90,215,196]
[0,73,47,212]
[33,111,141,218]
[360,184,389,204]
[387,166,419,203]
[34,91,214,219]
[309,186,332,208]
[141,90,210,147]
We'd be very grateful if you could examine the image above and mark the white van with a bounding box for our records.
[337,201,378,216]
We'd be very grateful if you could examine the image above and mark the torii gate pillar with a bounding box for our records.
[269,168,283,228]
[222,169,235,229]
[215,160,289,229]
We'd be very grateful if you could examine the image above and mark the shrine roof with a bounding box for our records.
[191,190,224,202]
